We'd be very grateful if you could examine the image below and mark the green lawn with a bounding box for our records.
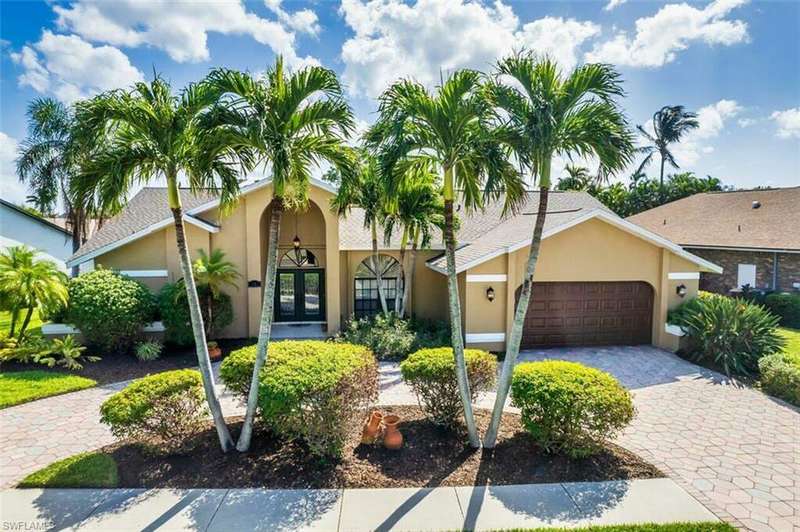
[777,327,800,355]
[18,452,118,488]
[0,309,44,337]
[505,523,735,532]
[0,370,96,409]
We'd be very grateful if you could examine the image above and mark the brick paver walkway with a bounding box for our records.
[2,347,798,531]
[518,346,800,532]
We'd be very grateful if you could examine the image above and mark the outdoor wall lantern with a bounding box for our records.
[676,284,687,298]
[486,286,495,302]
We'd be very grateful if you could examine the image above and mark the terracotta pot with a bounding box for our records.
[361,411,383,444]
[383,414,403,450]
[208,345,222,361]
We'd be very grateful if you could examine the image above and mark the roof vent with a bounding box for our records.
[752,200,761,209]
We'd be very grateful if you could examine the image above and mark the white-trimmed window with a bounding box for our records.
[354,255,403,318]
[737,264,756,289]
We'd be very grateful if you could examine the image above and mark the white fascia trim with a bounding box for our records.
[67,215,217,268]
[466,274,507,283]
[668,272,701,280]
[429,209,723,276]
[186,176,339,216]
[465,332,506,343]
[121,269,168,278]
[684,245,800,254]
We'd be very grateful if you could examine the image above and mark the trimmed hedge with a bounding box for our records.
[100,369,207,453]
[759,352,800,406]
[220,341,378,458]
[400,347,496,427]
[764,293,800,328]
[67,269,155,352]
[511,360,635,458]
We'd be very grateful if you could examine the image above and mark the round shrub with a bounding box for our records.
[677,293,783,376]
[764,293,800,328]
[220,340,378,458]
[159,282,233,345]
[337,314,415,360]
[400,347,496,427]
[67,269,155,352]
[511,360,635,458]
[100,369,207,453]
[759,352,800,406]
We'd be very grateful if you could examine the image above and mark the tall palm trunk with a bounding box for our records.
[9,308,19,338]
[400,228,417,318]
[395,227,408,315]
[659,152,666,202]
[69,214,81,278]
[370,221,389,315]
[443,167,480,448]
[168,178,234,452]
[484,161,551,448]
[238,196,283,451]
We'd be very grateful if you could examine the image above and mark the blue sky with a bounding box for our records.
[1,0,798,204]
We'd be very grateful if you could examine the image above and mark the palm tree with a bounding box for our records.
[383,161,443,317]
[16,98,93,277]
[0,245,67,339]
[205,57,354,451]
[193,249,241,338]
[483,54,636,448]
[557,164,592,191]
[72,76,252,452]
[635,105,699,200]
[366,70,524,448]
[332,151,392,315]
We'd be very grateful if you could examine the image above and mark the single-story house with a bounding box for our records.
[66,177,722,352]
[0,198,74,271]
[628,187,799,295]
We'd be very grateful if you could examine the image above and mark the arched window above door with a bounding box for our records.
[279,248,318,268]
[354,254,403,318]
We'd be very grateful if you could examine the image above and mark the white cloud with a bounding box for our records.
[0,132,29,204]
[737,117,756,127]
[339,0,599,97]
[669,99,741,167]
[770,108,800,139]
[53,0,318,67]
[586,0,749,68]
[604,0,627,12]
[11,31,144,103]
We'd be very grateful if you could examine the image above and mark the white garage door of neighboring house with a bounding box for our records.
[737,264,756,288]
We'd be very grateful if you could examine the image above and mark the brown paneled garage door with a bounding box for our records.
[516,281,653,348]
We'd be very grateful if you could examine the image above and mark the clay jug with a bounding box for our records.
[383,414,403,450]
[361,411,383,444]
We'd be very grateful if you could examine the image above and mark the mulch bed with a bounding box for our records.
[1,339,252,385]
[105,406,662,489]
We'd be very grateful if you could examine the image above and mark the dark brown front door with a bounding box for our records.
[517,281,653,348]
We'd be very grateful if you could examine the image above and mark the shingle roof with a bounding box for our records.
[627,187,800,251]
[69,188,216,262]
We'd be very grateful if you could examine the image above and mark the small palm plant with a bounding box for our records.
[0,245,68,339]
[193,249,240,338]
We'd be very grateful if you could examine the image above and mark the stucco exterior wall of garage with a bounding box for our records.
[460,218,704,352]
[339,249,448,323]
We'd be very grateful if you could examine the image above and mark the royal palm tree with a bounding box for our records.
[382,161,443,317]
[0,245,67,339]
[72,76,253,452]
[205,57,354,451]
[193,249,241,338]
[16,98,93,277]
[367,70,524,448]
[483,54,636,447]
[557,164,592,191]
[332,151,392,316]
[635,105,699,200]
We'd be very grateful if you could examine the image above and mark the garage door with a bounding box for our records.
[516,281,653,348]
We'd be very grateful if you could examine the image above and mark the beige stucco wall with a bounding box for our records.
[460,217,707,352]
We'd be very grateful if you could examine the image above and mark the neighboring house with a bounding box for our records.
[0,198,74,270]
[628,187,800,295]
[66,177,721,352]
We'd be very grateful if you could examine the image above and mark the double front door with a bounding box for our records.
[274,269,324,322]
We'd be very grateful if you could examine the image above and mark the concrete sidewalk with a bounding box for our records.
[0,478,718,531]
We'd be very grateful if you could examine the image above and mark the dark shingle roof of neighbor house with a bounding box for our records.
[69,177,720,273]
[627,187,800,252]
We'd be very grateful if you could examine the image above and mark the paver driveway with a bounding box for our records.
[517,346,800,532]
